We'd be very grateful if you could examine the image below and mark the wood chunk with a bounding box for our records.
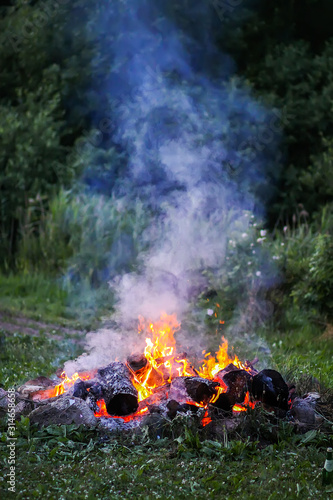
[169,376,218,405]
[184,377,219,404]
[251,369,288,410]
[215,363,239,383]
[137,384,170,413]
[17,377,57,399]
[127,354,148,372]
[212,393,233,413]
[97,362,138,416]
[212,369,252,413]
[73,380,89,400]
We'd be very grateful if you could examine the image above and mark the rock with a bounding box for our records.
[290,398,316,426]
[28,394,98,427]
[15,400,35,419]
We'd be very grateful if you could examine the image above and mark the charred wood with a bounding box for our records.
[212,369,252,412]
[73,380,89,400]
[169,376,218,405]
[127,354,148,372]
[96,362,138,416]
[251,369,288,410]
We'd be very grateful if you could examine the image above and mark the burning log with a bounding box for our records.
[17,376,57,399]
[96,362,138,416]
[215,363,239,381]
[127,353,148,372]
[169,376,219,405]
[138,384,170,412]
[251,369,288,410]
[213,369,252,413]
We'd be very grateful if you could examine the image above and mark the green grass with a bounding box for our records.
[0,417,332,499]
[0,273,72,324]
[0,331,83,387]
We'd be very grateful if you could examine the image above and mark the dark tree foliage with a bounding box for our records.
[218,0,333,223]
[1,0,333,264]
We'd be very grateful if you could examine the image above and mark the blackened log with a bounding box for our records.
[215,363,239,382]
[185,377,219,404]
[166,400,201,419]
[97,362,138,416]
[73,380,89,400]
[212,393,233,413]
[212,369,252,413]
[169,376,218,405]
[127,354,148,372]
[251,369,288,410]
[17,377,57,399]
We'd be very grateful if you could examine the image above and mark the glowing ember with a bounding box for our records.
[95,399,148,421]
[202,409,212,427]
[232,391,256,414]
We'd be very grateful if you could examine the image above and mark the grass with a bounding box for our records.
[0,415,332,499]
[0,273,73,324]
[0,331,83,387]
[0,272,110,329]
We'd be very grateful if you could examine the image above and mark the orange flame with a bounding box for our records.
[34,370,95,400]
[197,337,246,379]
[130,313,194,402]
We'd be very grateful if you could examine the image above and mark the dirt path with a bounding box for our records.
[0,309,85,344]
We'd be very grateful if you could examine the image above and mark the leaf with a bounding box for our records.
[298,430,317,445]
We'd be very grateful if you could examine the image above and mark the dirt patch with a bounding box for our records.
[0,309,85,344]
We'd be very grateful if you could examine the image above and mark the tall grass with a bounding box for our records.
[17,189,150,283]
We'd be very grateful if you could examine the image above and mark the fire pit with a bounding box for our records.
[7,314,320,434]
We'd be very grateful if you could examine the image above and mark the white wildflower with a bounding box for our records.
[207,309,214,316]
